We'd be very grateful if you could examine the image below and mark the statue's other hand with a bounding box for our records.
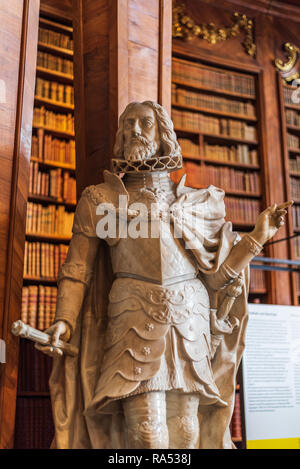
[35,321,71,357]
[251,200,293,245]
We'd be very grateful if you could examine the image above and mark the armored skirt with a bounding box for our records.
[87,276,226,415]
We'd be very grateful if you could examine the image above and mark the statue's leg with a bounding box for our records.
[122,391,169,449]
[166,392,200,449]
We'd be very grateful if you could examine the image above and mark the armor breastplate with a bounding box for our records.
[109,181,198,285]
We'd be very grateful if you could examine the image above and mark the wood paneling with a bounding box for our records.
[0,0,40,449]
[109,0,129,158]
[72,0,110,195]
[158,0,172,113]
[73,0,172,193]
[127,1,159,102]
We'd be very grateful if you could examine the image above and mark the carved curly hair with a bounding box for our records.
[113,101,181,158]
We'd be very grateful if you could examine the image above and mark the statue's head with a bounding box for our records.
[113,101,181,161]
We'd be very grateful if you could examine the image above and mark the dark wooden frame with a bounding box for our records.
[0,0,40,449]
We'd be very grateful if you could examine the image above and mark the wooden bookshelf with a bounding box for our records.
[39,16,73,34]
[232,221,255,228]
[14,11,75,449]
[36,66,74,84]
[28,193,76,207]
[23,276,58,284]
[34,96,74,112]
[171,52,267,311]
[32,124,74,139]
[175,127,258,145]
[287,124,300,133]
[278,79,300,305]
[25,232,72,243]
[172,101,257,122]
[30,156,75,172]
[182,153,260,170]
[288,148,300,155]
[172,78,256,101]
[38,41,74,58]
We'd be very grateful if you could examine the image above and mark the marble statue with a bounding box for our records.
[36,101,291,449]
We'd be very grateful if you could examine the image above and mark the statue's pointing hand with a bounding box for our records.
[251,201,293,246]
[35,320,71,357]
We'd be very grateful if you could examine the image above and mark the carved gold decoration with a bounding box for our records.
[172,3,256,57]
[275,42,300,83]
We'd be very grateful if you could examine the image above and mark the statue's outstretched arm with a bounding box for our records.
[206,201,292,291]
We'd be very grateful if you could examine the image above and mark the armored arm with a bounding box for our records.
[54,232,99,334]
[205,201,292,291]
[205,232,262,291]
[36,188,101,355]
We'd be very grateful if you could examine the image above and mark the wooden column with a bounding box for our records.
[72,0,172,193]
[0,0,40,449]
[256,14,293,305]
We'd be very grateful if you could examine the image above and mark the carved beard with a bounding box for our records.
[124,136,158,161]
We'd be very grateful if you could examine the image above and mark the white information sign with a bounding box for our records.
[243,304,300,449]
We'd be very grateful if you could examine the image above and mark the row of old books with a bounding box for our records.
[230,392,242,440]
[286,109,300,127]
[172,167,261,223]
[292,205,300,228]
[289,156,300,174]
[38,26,73,51]
[21,285,57,330]
[172,109,257,140]
[172,59,255,96]
[287,132,300,149]
[172,85,256,117]
[204,142,258,165]
[14,397,54,449]
[33,107,74,133]
[290,176,300,200]
[26,202,74,237]
[17,340,52,393]
[178,138,258,165]
[37,50,73,75]
[183,161,260,193]
[178,137,200,155]
[283,85,300,107]
[24,241,68,280]
[36,77,74,105]
[203,143,259,165]
[29,162,76,203]
[226,197,260,224]
[294,236,300,259]
[61,171,76,203]
[250,268,267,291]
[31,130,76,167]
[284,88,300,281]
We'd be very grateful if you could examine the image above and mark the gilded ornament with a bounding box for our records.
[172,3,256,57]
[275,42,300,83]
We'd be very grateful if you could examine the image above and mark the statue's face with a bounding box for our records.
[123,104,160,161]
